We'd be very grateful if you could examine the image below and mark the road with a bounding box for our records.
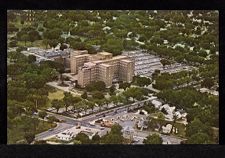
[35,98,154,140]
[35,123,74,140]
[35,97,184,144]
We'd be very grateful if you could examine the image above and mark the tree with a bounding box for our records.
[73,140,82,144]
[103,38,124,56]
[92,134,101,144]
[28,55,36,63]
[38,111,47,120]
[111,124,123,135]
[24,132,35,144]
[92,91,105,100]
[81,91,88,99]
[28,30,41,43]
[47,115,59,123]
[143,134,163,144]
[186,118,209,137]
[26,94,45,110]
[42,39,49,49]
[100,124,124,144]
[101,133,124,144]
[110,95,119,106]
[156,112,165,131]
[51,99,63,113]
[201,78,214,89]
[170,112,178,134]
[63,92,74,112]
[9,40,17,47]
[160,59,171,69]
[48,39,59,48]
[87,101,95,113]
[134,76,152,87]
[34,140,47,144]
[23,73,46,89]
[109,85,116,95]
[86,81,106,92]
[74,133,90,144]
[119,82,131,90]
[21,34,29,46]
[43,28,61,40]
[187,132,211,144]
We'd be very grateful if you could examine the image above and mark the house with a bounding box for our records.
[151,100,162,108]
[162,124,172,134]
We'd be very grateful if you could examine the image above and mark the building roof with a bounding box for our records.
[121,59,133,63]
[97,52,112,56]
[112,55,128,60]
[73,54,90,58]
[84,62,96,67]
[100,63,112,67]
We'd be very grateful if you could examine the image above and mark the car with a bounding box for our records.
[48,128,54,131]
[88,123,95,127]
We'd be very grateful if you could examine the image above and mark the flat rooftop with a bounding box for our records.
[100,63,112,67]
[97,52,112,56]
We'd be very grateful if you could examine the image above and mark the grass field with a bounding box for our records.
[8,120,56,144]
[46,90,65,107]
[48,90,65,101]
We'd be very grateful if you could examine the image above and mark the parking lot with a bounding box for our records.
[122,50,193,77]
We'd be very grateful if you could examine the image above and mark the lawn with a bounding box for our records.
[46,90,65,107]
[8,120,56,144]
[48,90,65,101]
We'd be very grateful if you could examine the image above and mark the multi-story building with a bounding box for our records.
[70,50,89,74]
[71,50,135,88]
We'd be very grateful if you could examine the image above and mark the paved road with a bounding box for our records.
[36,97,184,144]
[35,123,74,140]
[35,98,154,140]
[78,97,155,122]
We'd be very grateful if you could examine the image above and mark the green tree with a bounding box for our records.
[21,34,29,46]
[119,82,131,90]
[92,91,105,100]
[109,85,116,95]
[63,92,74,112]
[134,76,152,87]
[186,118,209,137]
[51,99,63,113]
[28,55,36,63]
[86,81,106,92]
[24,132,35,144]
[103,38,124,56]
[187,132,211,144]
[100,124,124,144]
[47,115,59,123]
[74,133,90,144]
[160,59,171,69]
[81,91,88,99]
[42,39,49,49]
[38,111,47,120]
[201,78,214,89]
[156,112,165,131]
[92,134,101,144]
[143,134,163,144]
